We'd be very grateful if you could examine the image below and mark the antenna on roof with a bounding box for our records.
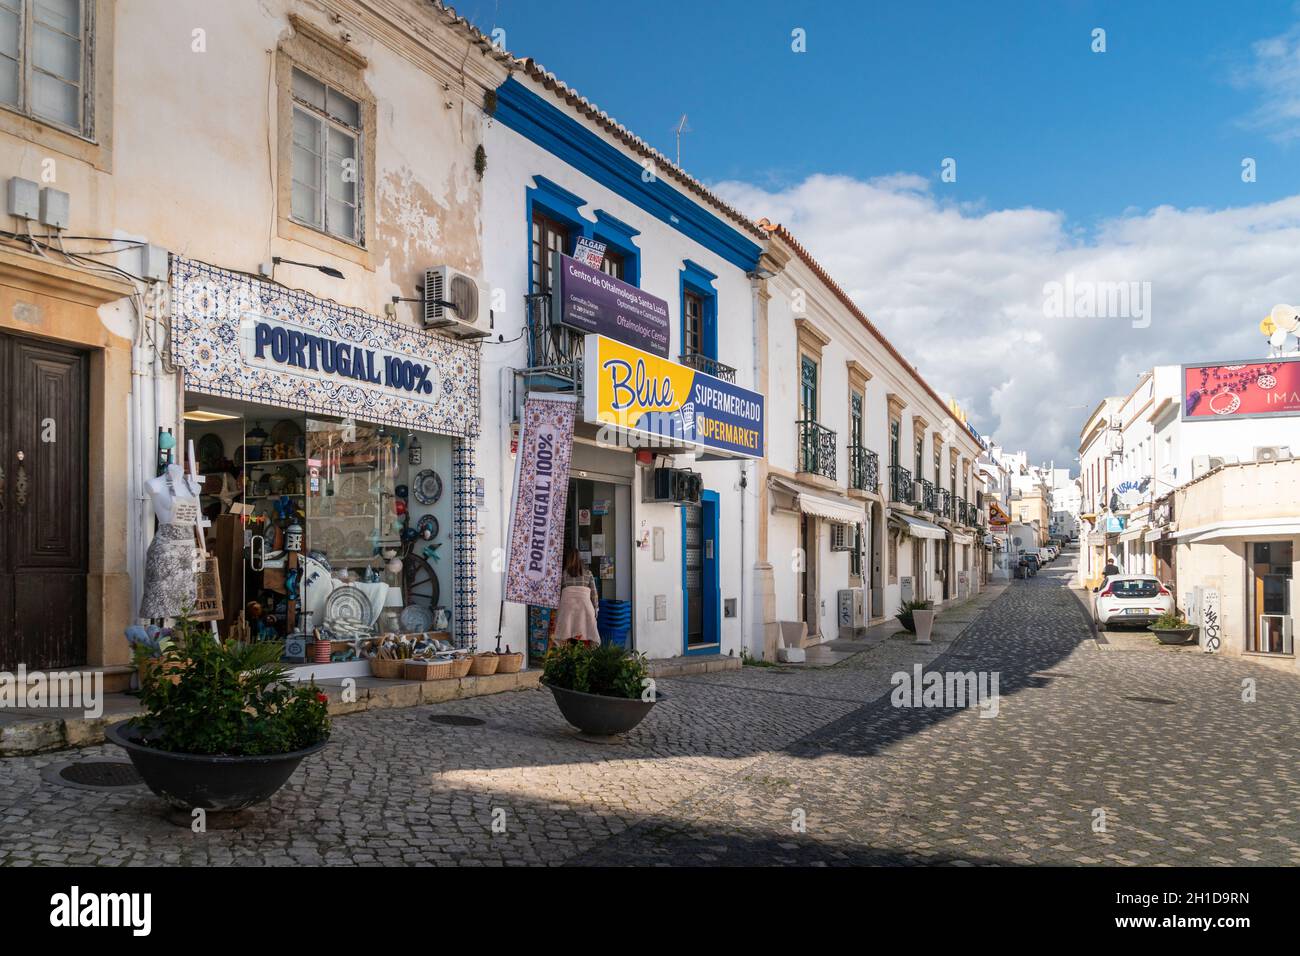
[673,114,692,167]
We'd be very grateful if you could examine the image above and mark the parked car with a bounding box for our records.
[1022,553,1041,575]
[1093,575,1175,627]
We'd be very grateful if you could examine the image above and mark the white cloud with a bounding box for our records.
[1236,24,1300,141]
[712,173,1300,468]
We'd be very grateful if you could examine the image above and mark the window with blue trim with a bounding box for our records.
[679,259,718,363]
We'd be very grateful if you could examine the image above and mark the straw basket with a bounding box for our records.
[468,654,499,676]
[369,658,406,679]
[495,652,524,674]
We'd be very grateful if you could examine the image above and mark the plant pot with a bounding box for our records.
[543,682,662,737]
[310,640,332,663]
[105,721,327,812]
[911,608,937,645]
[1150,624,1198,645]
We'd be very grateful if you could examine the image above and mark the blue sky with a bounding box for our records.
[461,0,1300,466]
[465,0,1299,225]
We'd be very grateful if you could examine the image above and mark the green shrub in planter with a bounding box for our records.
[542,640,649,700]
[896,599,934,634]
[133,616,330,756]
[1151,610,1190,631]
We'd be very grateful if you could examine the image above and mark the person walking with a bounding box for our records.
[552,548,601,646]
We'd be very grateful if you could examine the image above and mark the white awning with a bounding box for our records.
[770,477,865,525]
[1144,528,1166,543]
[1174,518,1300,543]
[1119,524,1147,543]
[890,513,946,540]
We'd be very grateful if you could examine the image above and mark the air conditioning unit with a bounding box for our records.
[911,482,926,507]
[423,266,492,339]
[830,523,856,552]
[646,467,701,505]
[1254,445,1293,463]
[1191,455,1226,479]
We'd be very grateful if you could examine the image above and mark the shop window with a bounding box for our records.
[0,0,92,135]
[889,417,900,468]
[684,290,703,357]
[290,66,362,243]
[1248,541,1293,654]
[850,392,863,446]
[914,434,925,479]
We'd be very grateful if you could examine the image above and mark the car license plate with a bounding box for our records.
[1124,608,1150,615]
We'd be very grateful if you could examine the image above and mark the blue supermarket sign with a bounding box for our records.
[242,316,442,403]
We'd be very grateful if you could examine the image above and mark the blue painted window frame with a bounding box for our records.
[592,209,641,287]
[680,259,718,362]
[526,175,588,293]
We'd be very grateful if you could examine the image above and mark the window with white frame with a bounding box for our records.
[0,0,91,135]
[290,66,361,244]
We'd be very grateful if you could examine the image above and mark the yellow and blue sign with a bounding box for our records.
[583,335,764,458]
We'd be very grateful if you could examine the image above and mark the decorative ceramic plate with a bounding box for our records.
[324,586,372,626]
[416,514,439,540]
[399,604,434,633]
[413,469,443,505]
[269,418,303,449]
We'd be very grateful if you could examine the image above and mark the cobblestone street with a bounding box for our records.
[2,557,1297,867]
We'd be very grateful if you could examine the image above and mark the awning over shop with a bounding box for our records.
[951,532,975,546]
[889,512,946,540]
[770,477,865,525]
[1144,528,1167,543]
[1118,524,1147,543]
[1173,518,1300,544]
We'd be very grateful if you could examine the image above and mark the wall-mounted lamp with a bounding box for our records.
[268,256,345,280]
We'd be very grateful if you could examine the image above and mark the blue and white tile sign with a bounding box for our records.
[170,258,480,438]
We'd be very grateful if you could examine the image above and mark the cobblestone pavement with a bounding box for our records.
[1,557,1296,866]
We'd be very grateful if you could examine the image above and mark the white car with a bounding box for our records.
[1093,575,1175,627]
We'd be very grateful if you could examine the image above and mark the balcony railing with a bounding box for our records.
[849,444,879,494]
[678,352,737,383]
[889,464,913,503]
[916,478,937,513]
[956,497,970,525]
[524,292,583,389]
[797,420,837,481]
[939,488,953,520]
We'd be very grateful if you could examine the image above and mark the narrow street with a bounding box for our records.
[2,551,1296,867]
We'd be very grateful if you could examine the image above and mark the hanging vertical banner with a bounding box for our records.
[503,393,577,609]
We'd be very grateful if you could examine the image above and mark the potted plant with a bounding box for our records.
[896,599,934,635]
[1149,610,1198,645]
[107,615,330,812]
[541,641,662,736]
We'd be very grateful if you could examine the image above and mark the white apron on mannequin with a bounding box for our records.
[139,463,203,618]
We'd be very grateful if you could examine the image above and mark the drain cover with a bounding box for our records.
[59,761,141,787]
[1124,695,1177,705]
[428,714,486,727]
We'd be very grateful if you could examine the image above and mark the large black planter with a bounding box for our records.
[1150,625,1199,645]
[106,721,327,811]
[544,682,662,736]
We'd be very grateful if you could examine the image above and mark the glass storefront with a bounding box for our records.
[185,395,455,651]
[1247,540,1293,655]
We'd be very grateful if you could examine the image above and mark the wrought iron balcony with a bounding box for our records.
[678,352,737,383]
[797,420,837,481]
[955,497,969,525]
[849,444,879,493]
[889,464,913,503]
[915,478,937,513]
[524,292,583,390]
[939,488,953,520]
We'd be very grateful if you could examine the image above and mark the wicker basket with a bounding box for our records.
[468,654,499,676]
[370,657,407,679]
[496,652,524,674]
[449,656,472,678]
[404,659,455,681]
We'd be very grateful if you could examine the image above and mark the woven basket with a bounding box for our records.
[370,657,406,679]
[468,654,499,676]
[404,659,455,681]
[448,656,472,679]
[496,652,524,674]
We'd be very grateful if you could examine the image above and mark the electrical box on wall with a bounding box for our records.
[6,177,38,220]
[140,244,169,282]
[39,187,70,229]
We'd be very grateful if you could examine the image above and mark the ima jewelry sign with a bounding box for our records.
[554,252,670,357]
[504,393,577,609]
[1183,357,1300,420]
[170,258,478,437]
[583,334,764,458]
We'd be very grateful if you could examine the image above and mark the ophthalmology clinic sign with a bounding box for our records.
[583,335,765,458]
[554,252,671,357]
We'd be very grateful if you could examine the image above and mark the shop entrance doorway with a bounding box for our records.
[0,333,88,669]
[681,490,719,654]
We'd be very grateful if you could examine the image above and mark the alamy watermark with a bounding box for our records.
[0,665,103,719]
[890,664,1001,717]
[1042,274,1152,329]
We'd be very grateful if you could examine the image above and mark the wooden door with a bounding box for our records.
[0,334,88,669]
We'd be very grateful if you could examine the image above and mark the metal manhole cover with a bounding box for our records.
[58,762,141,787]
[428,714,486,727]
[1123,695,1177,705]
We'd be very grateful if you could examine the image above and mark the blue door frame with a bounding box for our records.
[682,490,721,656]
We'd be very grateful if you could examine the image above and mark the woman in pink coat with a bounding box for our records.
[552,548,601,646]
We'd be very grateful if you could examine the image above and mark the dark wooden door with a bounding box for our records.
[0,333,88,670]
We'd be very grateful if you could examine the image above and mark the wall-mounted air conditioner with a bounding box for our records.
[911,482,926,507]
[1254,446,1293,463]
[423,265,492,339]
[1191,455,1225,479]
[645,467,702,505]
